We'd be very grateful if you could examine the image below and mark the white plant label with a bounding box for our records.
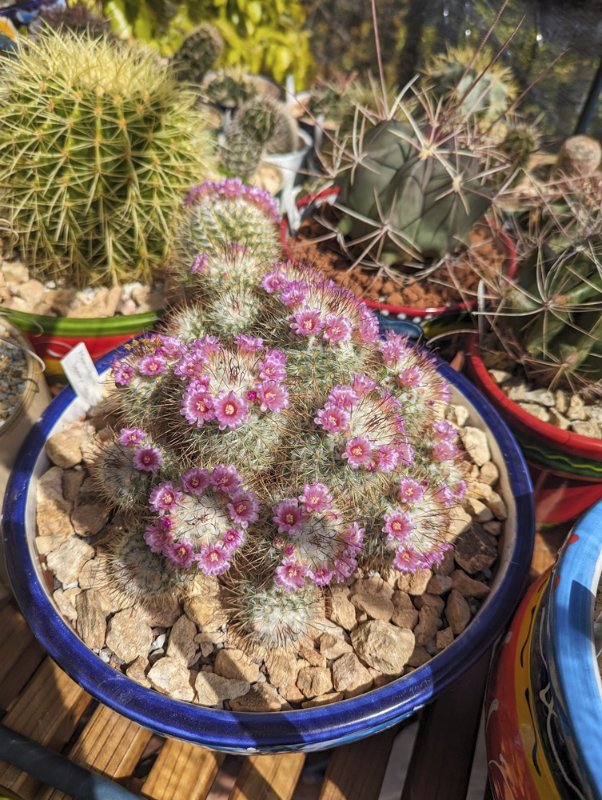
[60,342,103,407]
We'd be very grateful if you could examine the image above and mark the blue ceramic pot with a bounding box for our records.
[544,504,602,799]
[2,347,534,754]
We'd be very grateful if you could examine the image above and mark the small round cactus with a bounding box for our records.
[556,135,602,177]
[172,23,224,85]
[95,179,472,652]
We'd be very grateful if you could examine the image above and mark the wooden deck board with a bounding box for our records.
[230,753,305,800]
[38,706,153,800]
[319,726,398,800]
[0,603,45,711]
[141,739,224,800]
[0,658,91,799]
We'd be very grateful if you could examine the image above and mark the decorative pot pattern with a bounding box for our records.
[2,347,534,754]
[487,502,602,800]
[2,308,160,379]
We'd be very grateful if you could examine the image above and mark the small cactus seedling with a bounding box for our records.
[94,179,473,652]
[172,23,224,85]
[0,27,213,289]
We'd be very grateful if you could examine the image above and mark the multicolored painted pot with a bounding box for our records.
[281,188,517,336]
[2,346,534,754]
[466,336,602,528]
[2,308,159,380]
[486,500,602,800]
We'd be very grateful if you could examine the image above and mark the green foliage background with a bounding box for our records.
[99,0,313,88]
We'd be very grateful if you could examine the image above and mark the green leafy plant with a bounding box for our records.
[0,27,214,289]
[93,177,470,651]
[99,0,313,89]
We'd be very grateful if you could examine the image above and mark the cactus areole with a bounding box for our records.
[334,120,492,264]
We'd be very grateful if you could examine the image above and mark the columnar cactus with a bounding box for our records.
[96,179,472,651]
[0,27,213,288]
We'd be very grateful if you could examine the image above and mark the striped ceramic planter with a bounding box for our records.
[466,336,602,528]
[486,501,602,800]
[2,307,159,379]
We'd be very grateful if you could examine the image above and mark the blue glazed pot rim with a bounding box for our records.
[2,346,535,753]
[549,503,602,797]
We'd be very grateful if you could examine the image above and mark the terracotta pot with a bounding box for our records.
[486,501,602,800]
[2,346,534,754]
[465,335,602,528]
[280,188,517,332]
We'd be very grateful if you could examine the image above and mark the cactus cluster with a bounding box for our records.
[0,27,213,289]
[486,180,602,394]
[221,96,300,180]
[93,179,470,651]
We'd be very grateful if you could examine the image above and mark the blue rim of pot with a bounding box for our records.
[548,501,602,797]
[2,346,534,754]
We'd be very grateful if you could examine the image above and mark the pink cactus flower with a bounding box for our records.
[181,468,211,495]
[191,252,208,273]
[309,565,334,586]
[144,520,173,554]
[377,445,399,473]
[210,465,242,494]
[181,386,214,427]
[383,509,414,540]
[235,334,263,353]
[328,385,358,410]
[149,482,181,513]
[222,527,245,551]
[214,391,249,430]
[290,308,324,336]
[111,360,134,386]
[273,498,305,533]
[393,547,424,573]
[227,490,260,527]
[262,270,287,294]
[280,280,310,307]
[314,403,350,434]
[165,539,196,569]
[398,366,424,388]
[197,543,230,575]
[351,372,377,397]
[117,427,147,446]
[432,439,459,462]
[275,559,307,590]
[258,352,287,382]
[299,483,333,513]
[323,314,353,343]
[343,436,373,469]
[258,381,289,413]
[132,445,163,472]
[137,354,167,377]
[399,477,425,505]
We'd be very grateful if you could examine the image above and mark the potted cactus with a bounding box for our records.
[466,177,602,527]
[0,26,214,378]
[2,179,534,751]
[283,72,519,332]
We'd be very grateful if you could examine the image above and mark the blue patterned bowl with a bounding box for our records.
[2,347,534,754]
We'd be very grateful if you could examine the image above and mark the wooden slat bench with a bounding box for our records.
[0,530,558,800]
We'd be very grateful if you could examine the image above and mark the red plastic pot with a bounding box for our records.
[281,188,517,331]
[465,335,602,528]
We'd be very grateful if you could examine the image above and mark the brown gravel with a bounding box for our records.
[286,208,510,309]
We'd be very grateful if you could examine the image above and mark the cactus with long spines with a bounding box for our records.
[0,27,213,289]
[95,179,470,651]
[488,182,602,394]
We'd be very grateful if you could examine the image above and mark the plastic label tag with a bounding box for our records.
[60,342,103,407]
